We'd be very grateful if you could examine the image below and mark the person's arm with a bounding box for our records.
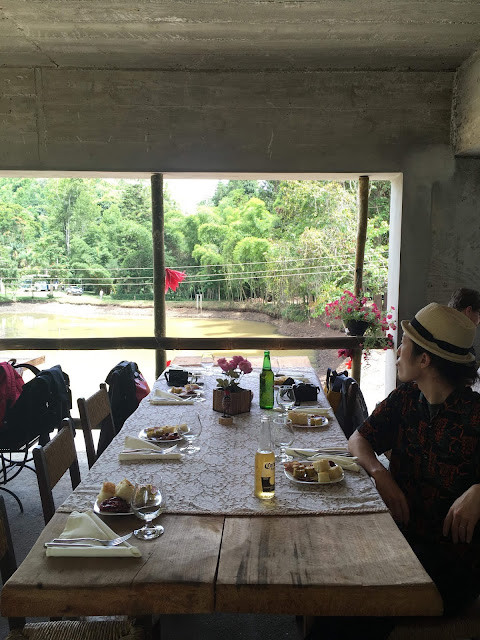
[349,430,410,526]
[443,484,480,544]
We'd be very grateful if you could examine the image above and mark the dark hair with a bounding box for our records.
[410,340,479,388]
[448,288,480,312]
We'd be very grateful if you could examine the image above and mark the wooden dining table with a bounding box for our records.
[1,357,443,619]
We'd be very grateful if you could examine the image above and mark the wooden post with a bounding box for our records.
[352,176,370,385]
[151,173,167,378]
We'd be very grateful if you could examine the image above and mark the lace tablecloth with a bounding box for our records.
[59,367,388,516]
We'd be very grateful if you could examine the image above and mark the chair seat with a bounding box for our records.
[389,596,480,640]
[6,620,144,640]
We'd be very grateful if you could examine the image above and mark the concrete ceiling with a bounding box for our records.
[1,0,480,72]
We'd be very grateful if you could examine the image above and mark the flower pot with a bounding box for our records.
[344,319,370,336]
[213,388,252,415]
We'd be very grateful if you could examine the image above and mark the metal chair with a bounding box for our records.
[33,419,81,525]
[77,385,116,469]
[0,495,145,640]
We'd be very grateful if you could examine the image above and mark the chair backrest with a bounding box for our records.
[77,386,115,469]
[0,495,26,630]
[33,418,81,524]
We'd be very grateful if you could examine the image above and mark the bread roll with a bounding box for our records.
[97,481,116,503]
[115,478,135,502]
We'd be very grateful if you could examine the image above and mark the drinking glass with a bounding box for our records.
[276,385,296,413]
[201,353,215,376]
[271,417,294,462]
[131,476,167,540]
[179,416,203,455]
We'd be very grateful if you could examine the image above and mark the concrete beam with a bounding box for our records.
[0,68,453,173]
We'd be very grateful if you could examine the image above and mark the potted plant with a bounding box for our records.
[325,290,396,361]
[213,355,253,415]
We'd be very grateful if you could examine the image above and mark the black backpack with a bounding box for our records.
[97,361,150,457]
[325,368,369,439]
[1,364,72,449]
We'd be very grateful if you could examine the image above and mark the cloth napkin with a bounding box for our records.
[150,388,194,405]
[118,435,183,462]
[45,510,141,558]
[285,448,360,472]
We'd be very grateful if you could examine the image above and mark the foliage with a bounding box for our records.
[216,355,253,391]
[0,177,392,322]
[325,290,397,360]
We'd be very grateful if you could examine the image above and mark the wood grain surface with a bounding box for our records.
[216,513,443,616]
[1,513,223,617]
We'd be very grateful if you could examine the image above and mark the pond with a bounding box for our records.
[0,310,314,416]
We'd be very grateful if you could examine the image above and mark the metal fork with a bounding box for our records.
[45,532,132,548]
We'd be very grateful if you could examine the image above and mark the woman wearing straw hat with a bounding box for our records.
[350,303,480,616]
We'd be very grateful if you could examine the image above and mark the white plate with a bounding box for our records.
[138,427,188,443]
[294,417,329,428]
[284,466,344,485]
[93,500,133,516]
[168,388,203,399]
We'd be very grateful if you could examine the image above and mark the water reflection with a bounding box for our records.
[0,311,313,416]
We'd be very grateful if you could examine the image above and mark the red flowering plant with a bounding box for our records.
[325,290,396,361]
[216,355,253,391]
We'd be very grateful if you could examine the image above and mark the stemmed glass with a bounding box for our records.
[271,416,294,462]
[201,353,215,376]
[276,385,296,413]
[179,416,203,455]
[130,475,166,540]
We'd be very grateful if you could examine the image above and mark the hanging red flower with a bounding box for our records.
[165,268,186,293]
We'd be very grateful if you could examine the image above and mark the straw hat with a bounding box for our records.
[401,303,476,364]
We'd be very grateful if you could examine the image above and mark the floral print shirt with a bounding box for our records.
[358,382,480,544]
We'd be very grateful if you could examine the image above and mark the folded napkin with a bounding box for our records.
[46,510,141,558]
[285,448,360,471]
[118,435,183,462]
[150,388,194,405]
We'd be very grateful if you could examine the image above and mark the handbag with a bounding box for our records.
[293,383,319,404]
[324,368,348,412]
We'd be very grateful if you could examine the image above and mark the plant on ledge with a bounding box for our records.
[325,290,396,361]
[216,355,253,391]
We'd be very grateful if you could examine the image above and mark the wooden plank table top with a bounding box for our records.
[2,513,223,617]
[216,513,443,617]
[1,358,444,619]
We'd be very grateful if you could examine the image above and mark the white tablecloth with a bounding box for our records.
[59,366,388,516]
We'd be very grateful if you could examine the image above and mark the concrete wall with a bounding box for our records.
[453,50,480,156]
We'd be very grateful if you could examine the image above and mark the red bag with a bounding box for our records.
[0,362,24,426]
[135,371,150,404]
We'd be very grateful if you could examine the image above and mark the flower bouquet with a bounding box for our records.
[213,355,253,415]
[325,290,396,361]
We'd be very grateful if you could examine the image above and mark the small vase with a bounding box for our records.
[344,319,370,336]
[213,388,252,415]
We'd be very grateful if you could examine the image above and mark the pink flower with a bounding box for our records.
[217,357,229,372]
[387,314,392,319]
[238,360,252,374]
[326,322,330,328]
[231,355,244,367]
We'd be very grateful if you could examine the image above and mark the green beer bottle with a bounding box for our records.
[259,350,274,409]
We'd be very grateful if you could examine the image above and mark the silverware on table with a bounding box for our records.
[45,532,133,548]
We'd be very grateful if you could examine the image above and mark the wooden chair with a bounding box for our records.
[77,386,116,469]
[33,419,81,525]
[0,495,145,640]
